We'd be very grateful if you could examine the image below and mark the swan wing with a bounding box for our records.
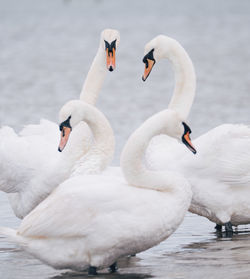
[146,124,250,187]
[20,119,59,147]
[17,176,121,237]
[186,124,250,187]
[17,175,180,242]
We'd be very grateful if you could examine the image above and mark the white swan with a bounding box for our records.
[0,29,120,219]
[143,35,250,234]
[0,98,194,274]
[57,100,115,175]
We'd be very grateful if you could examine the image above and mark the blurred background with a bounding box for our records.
[0,0,250,163]
[0,0,250,278]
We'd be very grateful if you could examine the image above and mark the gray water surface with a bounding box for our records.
[1,0,250,278]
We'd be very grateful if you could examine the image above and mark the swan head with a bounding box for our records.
[100,29,120,72]
[142,35,175,81]
[160,110,196,154]
[58,100,87,152]
[181,122,196,154]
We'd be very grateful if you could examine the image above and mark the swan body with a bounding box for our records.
[1,175,190,271]
[0,29,120,219]
[148,124,250,226]
[143,35,250,227]
[0,106,192,272]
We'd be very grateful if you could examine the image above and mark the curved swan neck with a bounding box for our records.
[80,46,107,105]
[162,38,196,120]
[71,103,115,176]
[121,110,187,192]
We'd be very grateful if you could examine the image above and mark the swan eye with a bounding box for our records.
[142,49,155,66]
[59,116,72,131]
[110,39,116,50]
[104,40,116,52]
[147,49,155,60]
[143,57,149,68]
[181,122,196,154]
[142,49,156,81]
[104,40,109,50]
[182,122,192,134]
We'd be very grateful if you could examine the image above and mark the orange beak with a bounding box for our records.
[142,59,155,81]
[58,127,71,152]
[106,48,116,71]
[183,131,197,154]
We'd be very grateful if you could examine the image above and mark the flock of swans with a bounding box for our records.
[0,28,250,275]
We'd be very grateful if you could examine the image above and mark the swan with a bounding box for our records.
[0,98,195,274]
[142,35,250,235]
[0,28,120,219]
[57,100,115,175]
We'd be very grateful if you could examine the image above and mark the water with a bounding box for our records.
[0,0,250,278]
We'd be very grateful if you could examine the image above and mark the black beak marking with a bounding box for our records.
[142,48,155,68]
[105,39,116,54]
[59,116,72,132]
[181,122,197,154]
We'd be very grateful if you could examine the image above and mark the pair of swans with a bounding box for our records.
[1,33,250,272]
[0,29,120,218]
[1,100,194,273]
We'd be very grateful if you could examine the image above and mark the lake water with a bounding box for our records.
[0,0,250,278]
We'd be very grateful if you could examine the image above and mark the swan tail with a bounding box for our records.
[0,227,24,245]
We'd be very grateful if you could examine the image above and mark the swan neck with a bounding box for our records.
[121,111,186,192]
[166,41,196,120]
[80,46,106,105]
[71,105,115,175]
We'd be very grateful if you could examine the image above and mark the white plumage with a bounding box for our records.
[0,29,120,218]
[147,124,250,224]
[144,35,250,227]
[0,105,192,273]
